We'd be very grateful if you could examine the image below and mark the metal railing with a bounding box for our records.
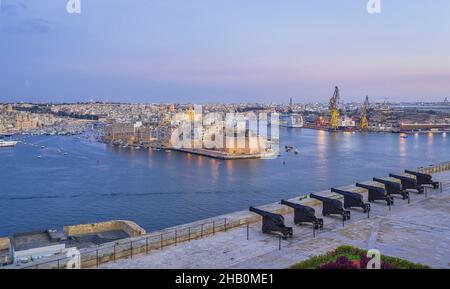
[20,217,228,269]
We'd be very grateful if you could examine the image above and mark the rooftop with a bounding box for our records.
[11,231,61,252]
[11,229,132,252]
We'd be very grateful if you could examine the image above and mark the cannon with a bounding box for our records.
[310,194,350,221]
[405,170,440,189]
[249,207,293,239]
[330,188,371,215]
[389,173,424,194]
[373,178,410,202]
[280,200,323,229]
[356,183,394,206]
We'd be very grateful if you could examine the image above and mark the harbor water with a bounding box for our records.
[0,128,448,236]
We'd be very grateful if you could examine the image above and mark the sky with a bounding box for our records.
[0,0,450,104]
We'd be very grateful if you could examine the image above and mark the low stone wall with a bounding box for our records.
[0,238,10,251]
[419,161,450,175]
[77,218,228,268]
[64,220,146,237]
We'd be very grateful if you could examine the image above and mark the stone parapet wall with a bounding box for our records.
[0,238,10,251]
[419,161,450,175]
[64,220,146,237]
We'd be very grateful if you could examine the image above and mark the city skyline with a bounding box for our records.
[1,0,450,103]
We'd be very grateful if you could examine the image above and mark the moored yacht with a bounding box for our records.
[0,140,18,147]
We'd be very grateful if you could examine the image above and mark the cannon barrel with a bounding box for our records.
[249,206,292,239]
[374,177,410,202]
[310,193,332,203]
[389,173,422,193]
[389,174,417,186]
[249,206,281,219]
[389,174,415,182]
[310,193,344,209]
[281,199,322,229]
[373,177,392,184]
[331,188,358,198]
[331,188,369,214]
[356,182,393,206]
[356,183,386,193]
[405,170,439,189]
[281,199,315,215]
[373,177,401,188]
[330,188,363,201]
[280,199,297,208]
[310,194,350,221]
[389,174,418,184]
[280,199,303,209]
[405,170,431,178]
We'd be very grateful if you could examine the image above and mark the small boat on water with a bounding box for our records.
[285,144,294,152]
[165,150,171,153]
[0,140,18,147]
[294,149,299,155]
[37,155,42,158]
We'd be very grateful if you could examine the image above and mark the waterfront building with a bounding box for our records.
[338,115,356,128]
[104,123,135,144]
[281,113,304,128]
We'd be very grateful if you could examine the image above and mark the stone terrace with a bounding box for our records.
[100,171,450,269]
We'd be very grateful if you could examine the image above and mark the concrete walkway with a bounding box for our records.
[100,172,450,269]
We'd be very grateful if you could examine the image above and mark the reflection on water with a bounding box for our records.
[316,130,328,177]
[226,160,233,174]
[0,129,449,236]
[210,159,219,183]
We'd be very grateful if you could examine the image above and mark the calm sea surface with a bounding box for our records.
[0,128,448,236]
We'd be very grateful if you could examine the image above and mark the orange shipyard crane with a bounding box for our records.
[360,95,369,131]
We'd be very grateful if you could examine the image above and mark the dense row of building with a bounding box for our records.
[2,99,449,138]
[0,104,60,134]
[103,108,274,156]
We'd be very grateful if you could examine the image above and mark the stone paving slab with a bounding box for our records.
[100,172,450,269]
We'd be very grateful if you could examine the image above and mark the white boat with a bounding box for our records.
[0,140,18,147]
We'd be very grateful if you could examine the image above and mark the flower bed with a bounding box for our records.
[290,245,430,269]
